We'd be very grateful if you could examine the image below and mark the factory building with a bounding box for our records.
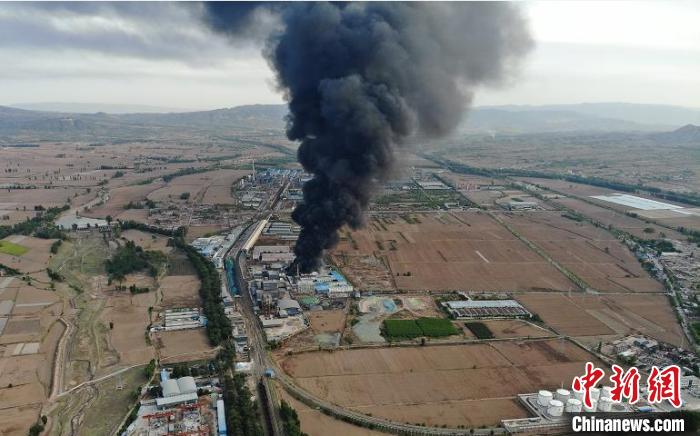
[277,298,302,317]
[156,376,199,409]
[217,399,227,436]
[442,299,530,319]
[507,201,538,210]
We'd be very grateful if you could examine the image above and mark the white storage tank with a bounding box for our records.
[598,397,613,412]
[566,398,582,413]
[583,399,597,412]
[572,389,584,402]
[162,379,180,398]
[601,386,613,400]
[547,399,564,417]
[556,388,570,403]
[538,390,553,407]
[177,376,197,395]
[590,387,601,401]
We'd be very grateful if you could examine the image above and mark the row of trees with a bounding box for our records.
[117,220,186,238]
[0,205,69,240]
[174,239,231,345]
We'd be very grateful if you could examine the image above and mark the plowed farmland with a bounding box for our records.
[279,339,602,428]
[500,211,663,293]
[332,212,575,292]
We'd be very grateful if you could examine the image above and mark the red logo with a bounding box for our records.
[648,365,682,408]
[573,363,683,409]
[572,362,605,408]
[610,364,640,404]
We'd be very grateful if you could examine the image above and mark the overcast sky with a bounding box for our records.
[1,1,699,111]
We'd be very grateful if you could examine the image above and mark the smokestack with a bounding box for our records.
[204,2,533,273]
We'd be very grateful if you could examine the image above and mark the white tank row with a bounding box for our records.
[538,388,615,415]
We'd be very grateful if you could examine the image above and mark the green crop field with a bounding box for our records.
[416,317,459,337]
[0,240,29,256]
[464,321,495,339]
[382,317,459,340]
[383,319,423,339]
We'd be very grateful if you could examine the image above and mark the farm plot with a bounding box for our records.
[550,196,684,240]
[0,240,28,256]
[500,211,663,293]
[159,274,201,308]
[0,236,54,275]
[83,182,164,220]
[279,338,602,428]
[121,229,172,254]
[101,293,155,365]
[517,292,684,346]
[276,388,384,436]
[147,169,249,205]
[156,329,215,364]
[476,319,552,339]
[333,212,575,292]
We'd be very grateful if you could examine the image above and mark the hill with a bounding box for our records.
[652,124,700,144]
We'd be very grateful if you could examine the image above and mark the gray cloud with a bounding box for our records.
[0,2,251,63]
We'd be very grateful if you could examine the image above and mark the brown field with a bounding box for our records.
[461,319,553,340]
[550,196,684,240]
[517,292,684,346]
[0,187,90,209]
[276,387,394,436]
[333,212,575,292]
[0,209,37,226]
[159,275,201,308]
[147,169,249,204]
[156,329,215,363]
[307,310,346,333]
[186,224,228,241]
[520,177,700,232]
[279,339,601,428]
[101,294,155,365]
[0,236,54,274]
[0,406,41,436]
[84,182,164,219]
[121,229,172,253]
[500,211,663,293]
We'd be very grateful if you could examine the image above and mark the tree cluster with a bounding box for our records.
[105,240,166,281]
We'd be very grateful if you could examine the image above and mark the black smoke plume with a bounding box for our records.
[204,2,532,273]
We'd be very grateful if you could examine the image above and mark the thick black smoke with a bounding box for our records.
[204,2,532,272]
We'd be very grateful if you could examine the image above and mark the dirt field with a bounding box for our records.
[158,275,201,308]
[101,294,155,365]
[461,319,553,340]
[333,212,575,292]
[279,339,601,428]
[500,211,663,293]
[83,182,164,219]
[156,329,215,363]
[121,229,172,253]
[276,387,386,436]
[550,196,685,240]
[147,169,249,204]
[307,310,346,333]
[0,236,54,275]
[517,292,684,346]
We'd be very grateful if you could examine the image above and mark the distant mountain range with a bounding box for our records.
[0,104,287,137]
[10,102,192,114]
[1,102,699,139]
